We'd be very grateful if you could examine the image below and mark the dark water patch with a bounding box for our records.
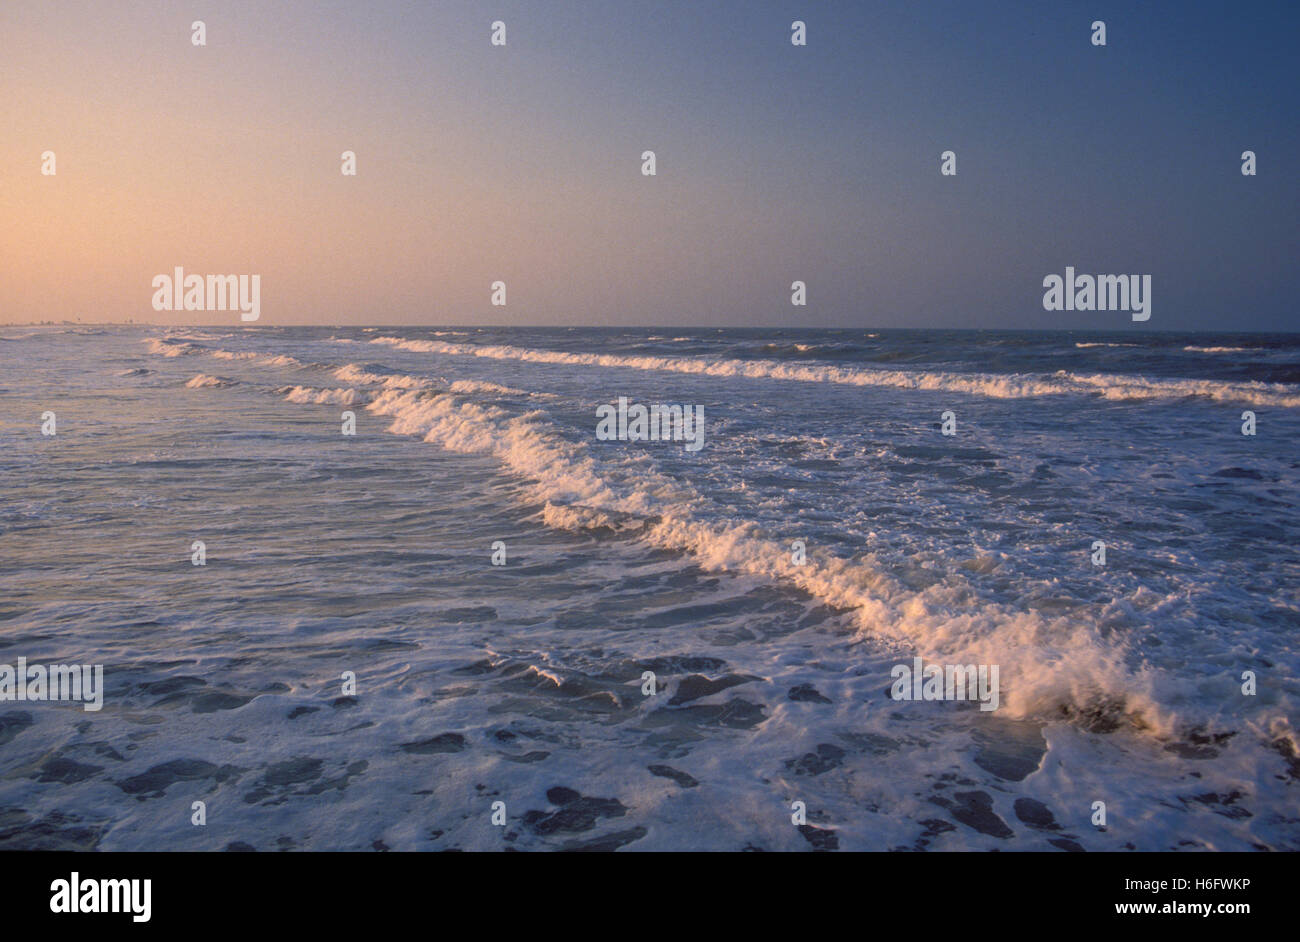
[242,756,363,805]
[494,561,574,578]
[351,639,421,653]
[301,760,368,797]
[1164,742,1218,759]
[647,764,698,788]
[401,733,466,754]
[638,655,728,675]
[669,673,760,704]
[192,691,254,713]
[1162,728,1234,760]
[119,758,243,798]
[971,722,1047,781]
[0,712,33,746]
[493,665,629,715]
[934,790,1014,839]
[1013,797,1061,830]
[787,684,831,704]
[930,772,977,788]
[906,817,958,851]
[1269,737,1300,780]
[437,606,498,622]
[264,758,323,787]
[560,826,647,851]
[919,818,957,841]
[0,808,106,851]
[1210,467,1267,481]
[1049,837,1086,851]
[784,743,846,777]
[500,750,550,763]
[637,600,753,629]
[138,676,208,695]
[33,756,103,784]
[796,824,838,851]
[1182,790,1252,819]
[1056,697,1127,733]
[895,444,1000,463]
[647,697,767,730]
[839,731,901,756]
[522,787,628,836]
[134,675,254,713]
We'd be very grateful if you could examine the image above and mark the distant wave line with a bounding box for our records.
[363,336,1300,408]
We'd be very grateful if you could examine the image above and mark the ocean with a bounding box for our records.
[1,325,1297,851]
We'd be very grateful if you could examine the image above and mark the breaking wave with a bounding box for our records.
[367,336,1300,408]
[149,336,1292,744]
[360,383,1173,734]
[279,385,360,405]
[185,373,237,388]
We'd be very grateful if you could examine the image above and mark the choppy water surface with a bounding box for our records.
[1,325,1297,850]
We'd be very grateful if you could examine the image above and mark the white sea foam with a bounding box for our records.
[331,364,541,398]
[145,334,1289,737]
[185,373,236,388]
[161,330,231,342]
[17,326,1298,852]
[368,336,1300,408]
[146,338,203,357]
[448,379,530,396]
[280,385,360,405]
[332,364,433,389]
[361,384,1173,732]
[144,338,301,369]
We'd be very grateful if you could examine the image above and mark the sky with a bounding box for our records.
[1,0,1296,329]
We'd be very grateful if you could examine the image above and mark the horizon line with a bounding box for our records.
[9,322,1300,336]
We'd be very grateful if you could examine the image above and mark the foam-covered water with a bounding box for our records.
[1,325,1297,851]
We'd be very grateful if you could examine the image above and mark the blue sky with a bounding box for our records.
[4,0,1296,328]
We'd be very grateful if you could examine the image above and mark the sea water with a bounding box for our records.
[0,325,1296,850]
